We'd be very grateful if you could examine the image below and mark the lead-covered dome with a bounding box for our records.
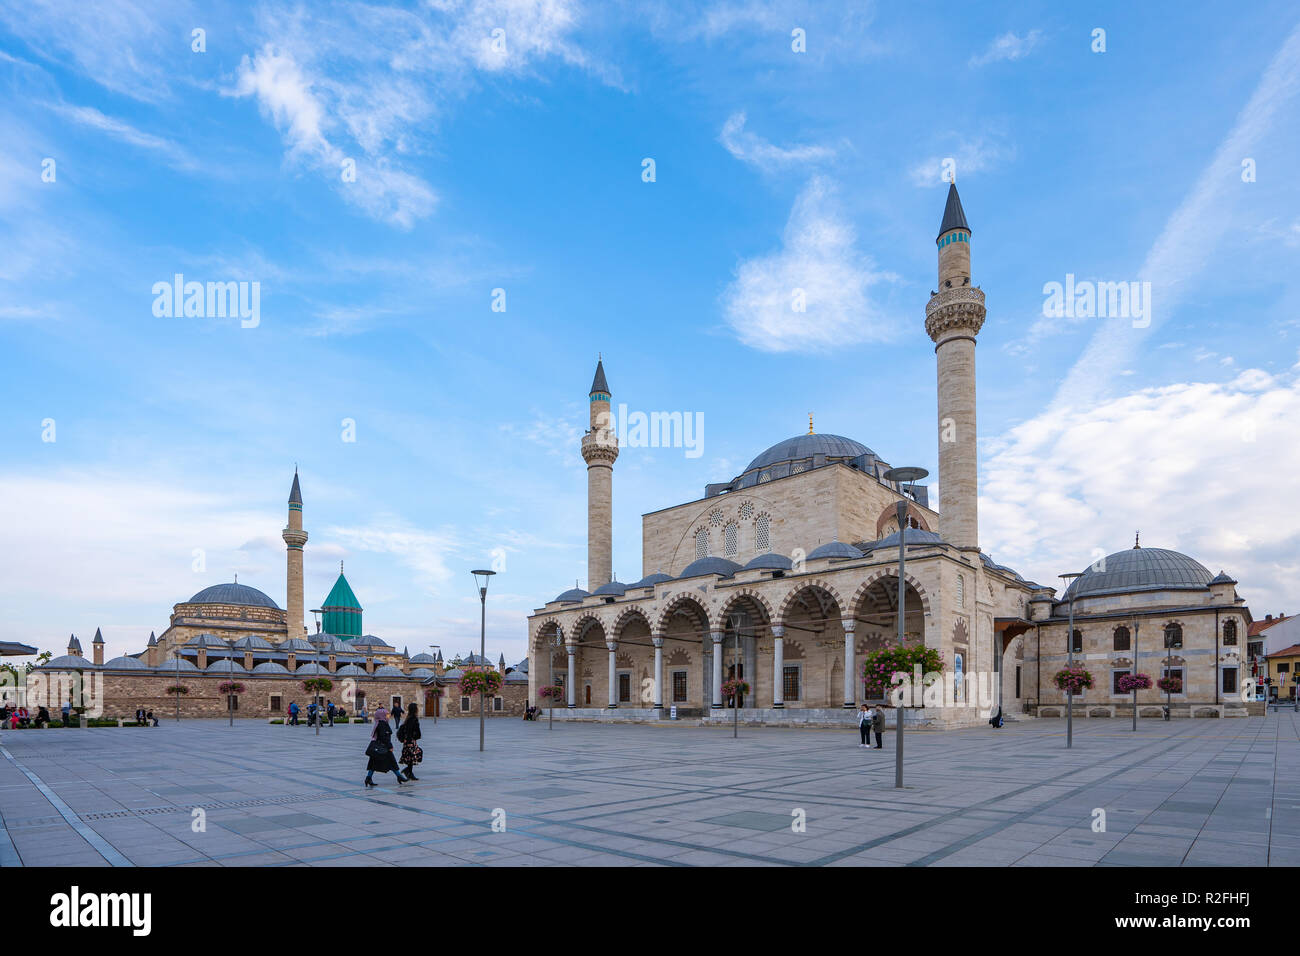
[745,434,873,473]
[1063,547,1213,601]
[186,583,280,609]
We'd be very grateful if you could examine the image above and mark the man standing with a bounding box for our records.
[871,705,884,749]
[288,700,299,725]
[326,699,335,727]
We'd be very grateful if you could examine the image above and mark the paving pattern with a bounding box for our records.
[1,715,1297,866]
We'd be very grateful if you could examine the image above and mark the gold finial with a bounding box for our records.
[808,413,814,435]
[1134,531,1141,549]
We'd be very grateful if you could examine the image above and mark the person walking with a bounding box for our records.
[288,700,299,726]
[364,711,405,788]
[397,702,422,781]
[391,703,402,736]
[326,699,335,727]
[61,700,71,727]
[857,704,872,748]
[871,703,885,749]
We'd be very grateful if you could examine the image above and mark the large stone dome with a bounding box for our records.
[1063,547,1213,601]
[186,583,280,609]
[744,434,873,473]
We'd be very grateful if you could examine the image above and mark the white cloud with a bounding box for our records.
[969,30,1042,67]
[326,521,462,595]
[908,137,1014,187]
[981,362,1300,612]
[47,102,199,171]
[718,111,839,172]
[722,175,896,353]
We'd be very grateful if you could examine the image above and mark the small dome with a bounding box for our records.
[351,634,392,648]
[293,661,328,675]
[42,654,95,669]
[807,541,864,561]
[205,659,246,673]
[680,556,742,579]
[186,583,280,609]
[744,552,793,571]
[161,657,200,672]
[554,587,590,603]
[186,633,230,648]
[232,635,273,649]
[1209,570,1237,585]
[281,638,316,651]
[372,664,405,677]
[103,655,149,671]
[407,667,435,679]
[1064,547,1213,601]
[864,528,945,552]
[334,664,365,676]
[629,572,674,588]
[409,652,437,664]
[251,661,290,674]
[592,580,628,596]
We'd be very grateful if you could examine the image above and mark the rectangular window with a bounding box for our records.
[1279,663,1291,673]
[1112,669,1131,695]
[270,695,282,713]
[1222,667,1238,695]
[493,696,503,712]
[1162,668,1184,694]
[618,673,631,702]
[1015,665,1021,699]
[460,697,470,713]
[228,695,239,711]
[1069,630,1083,653]
[672,671,687,703]
[783,665,801,702]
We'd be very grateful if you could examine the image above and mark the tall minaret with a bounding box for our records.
[581,358,618,588]
[925,183,984,551]
[282,469,308,639]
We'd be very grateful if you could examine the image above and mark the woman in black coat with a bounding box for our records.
[364,717,406,788]
[397,702,422,781]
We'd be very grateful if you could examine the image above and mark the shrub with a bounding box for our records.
[1053,665,1094,695]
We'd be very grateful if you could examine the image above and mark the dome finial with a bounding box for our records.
[340,560,344,573]
[808,412,814,435]
[1134,530,1141,549]
[233,572,237,583]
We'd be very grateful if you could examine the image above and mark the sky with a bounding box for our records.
[2,0,1299,669]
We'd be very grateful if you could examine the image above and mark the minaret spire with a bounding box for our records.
[581,357,618,588]
[282,469,309,640]
[925,183,984,550]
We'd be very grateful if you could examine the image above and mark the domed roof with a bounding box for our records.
[1064,547,1213,601]
[745,434,873,473]
[407,667,435,679]
[186,583,280,609]
[204,659,246,673]
[103,655,149,670]
[863,528,945,552]
[807,541,864,561]
[409,652,437,664]
[680,556,742,579]
[372,664,405,677]
[42,654,95,669]
[334,663,365,676]
[251,661,290,674]
[186,633,231,648]
[162,657,200,672]
[293,661,328,675]
[592,580,628,596]
[629,572,674,588]
[744,552,793,571]
[554,587,590,603]
[232,635,273,649]
[281,638,316,652]
[351,634,392,648]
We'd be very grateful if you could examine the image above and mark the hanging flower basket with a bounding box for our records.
[861,642,944,698]
[165,685,189,695]
[721,679,749,700]
[1117,673,1152,694]
[1156,676,1183,694]
[302,677,333,694]
[1053,665,1093,695]
[459,667,502,697]
[217,682,246,695]
[538,685,563,701]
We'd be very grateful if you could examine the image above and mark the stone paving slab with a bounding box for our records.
[1,714,1298,866]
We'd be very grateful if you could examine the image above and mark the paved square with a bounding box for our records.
[1,715,1296,866]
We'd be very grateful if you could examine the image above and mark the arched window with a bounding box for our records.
[724,522,738,558]
[1113,626,1131,651]
[956,575,965,608]
[1223,620,1238,646]
[695,528,709,560]
[1163,623,1183,650]
[1069,629,1083,654]
[755,514,770,552]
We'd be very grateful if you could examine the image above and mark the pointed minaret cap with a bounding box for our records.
[67,634,82,654]
[590,357,610,396]
[289,468,303,505]
[147,631,157,646]
[92,628,104,644]
[937,181,970,239]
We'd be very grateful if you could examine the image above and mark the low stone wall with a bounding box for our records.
[550,706,947,729]
[1034,703,1247,719]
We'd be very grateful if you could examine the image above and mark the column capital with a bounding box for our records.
[651,635,664,648]
[770,625,785,639]
[841,618,857,633]
[709,630,725,644]
[565,642,577,654]
[606,641,618,653]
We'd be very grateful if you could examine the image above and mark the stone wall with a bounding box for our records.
[429,682,529,718]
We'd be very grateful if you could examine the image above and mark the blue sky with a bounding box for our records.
[3,0,1300,667]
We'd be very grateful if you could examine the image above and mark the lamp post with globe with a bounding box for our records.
[882,466,928,789]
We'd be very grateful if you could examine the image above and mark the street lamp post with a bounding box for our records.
[1059,572,1082,749]
[883,467,928,790]
[1131,618,1140,732]
[174,649,181,723]
[549,633,561,731]
[1164,625,1181,721]
[427,644,441,724]
[471,569,496,753]
[728,614,743,739]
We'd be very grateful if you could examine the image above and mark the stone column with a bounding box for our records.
[843,619,857,708]
[607,641,618,708]
[566,642,577,708]
[711,630,724,709]
[652,634,664,709]
[772,625,785,708]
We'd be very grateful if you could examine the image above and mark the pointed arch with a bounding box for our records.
[849,568,932,619]
[776,579,847,626]
[653,593,713,635]
[612,605,653,640]
[718,588,775,630]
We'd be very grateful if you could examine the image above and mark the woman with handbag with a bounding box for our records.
[398,702,422,781]
[364,713,406,788]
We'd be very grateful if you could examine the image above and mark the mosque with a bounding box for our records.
[526,184,1255,726]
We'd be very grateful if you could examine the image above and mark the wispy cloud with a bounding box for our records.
[969,30,1042,67]
[908,137,1014,186]
[718,111,840,172]
[46,102,200,171]
[722,175,896,353]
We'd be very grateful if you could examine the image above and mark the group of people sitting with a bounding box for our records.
[1,705,52,729]
[133,709,159,726]
[522,704,540,721]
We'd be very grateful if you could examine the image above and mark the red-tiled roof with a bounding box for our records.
[1266,643,1300,659]
[1249,615,1291,637]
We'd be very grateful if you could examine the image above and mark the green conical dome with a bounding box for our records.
[321,569,363,639]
